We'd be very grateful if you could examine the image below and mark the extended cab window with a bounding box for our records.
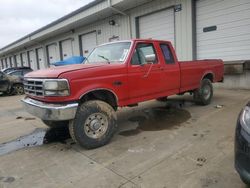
[131,43,157,65]
[160,44,175,64]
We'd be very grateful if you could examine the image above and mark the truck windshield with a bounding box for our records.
[85,42,131,64]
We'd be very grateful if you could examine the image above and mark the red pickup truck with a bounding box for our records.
[22,39,224,149]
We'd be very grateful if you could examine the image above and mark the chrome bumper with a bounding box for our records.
[21,97,78,121]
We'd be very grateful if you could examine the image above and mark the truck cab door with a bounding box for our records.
[0,72,10,92]
[127,42,165,100]
[157,43,180,94]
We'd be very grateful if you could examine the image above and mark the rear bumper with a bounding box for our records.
[21,97,78,121]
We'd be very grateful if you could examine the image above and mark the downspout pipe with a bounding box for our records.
[108,0,132,38]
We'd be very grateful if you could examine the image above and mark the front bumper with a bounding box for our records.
[235,119,250,184]
[21,97,78,121]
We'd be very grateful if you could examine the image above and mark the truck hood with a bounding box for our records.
[25,64,105,78]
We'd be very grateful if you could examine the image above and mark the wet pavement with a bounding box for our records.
[0,89,250,188]
[119,106,191,136]
[0,127,71,156]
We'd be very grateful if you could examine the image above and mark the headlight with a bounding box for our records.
[240,106,250,133]
[43,79,70,96]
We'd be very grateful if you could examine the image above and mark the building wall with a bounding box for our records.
[215,71,250,90]
[129,0,193,61]
[0,0,193,70]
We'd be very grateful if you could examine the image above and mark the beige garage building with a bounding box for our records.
[0,0,250,72]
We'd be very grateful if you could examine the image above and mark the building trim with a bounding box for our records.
[191,0,197,60]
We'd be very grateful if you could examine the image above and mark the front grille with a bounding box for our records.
[24,79,44,96]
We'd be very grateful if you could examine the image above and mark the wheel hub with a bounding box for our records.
[84,113,108,139]
[89,119,101,131]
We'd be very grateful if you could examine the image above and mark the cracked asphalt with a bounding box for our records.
[0,89,249,188]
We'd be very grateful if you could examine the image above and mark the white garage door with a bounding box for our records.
[80,32,97,57]
[28,50,37,70]
[60,39,73,60]
[37,48,46,69]
[21,52,28,67]
[138,8,175,46]
[0,59,3,69]
[9,57,13,67]
[11,56,15,67]
[6,58,10,68]
[196,0,250,61]
[16,54,22,67]
[47,43,59,64]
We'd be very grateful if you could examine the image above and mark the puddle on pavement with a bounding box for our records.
[0,126,70,156]
[119,102,191,136]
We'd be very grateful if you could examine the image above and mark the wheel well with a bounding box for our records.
[80,90,118,110]
[203,73,214,82]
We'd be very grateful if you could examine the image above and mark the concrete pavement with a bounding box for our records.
[0,89,249,188]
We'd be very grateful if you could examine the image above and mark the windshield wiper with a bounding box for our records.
[98,55,110,64]
[83,57,90,64]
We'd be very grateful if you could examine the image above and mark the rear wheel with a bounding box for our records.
[193,79,213,105]
[69,100,117,149]
[42,120,69,128]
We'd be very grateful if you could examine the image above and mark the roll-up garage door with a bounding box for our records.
[28,50,37,70]
[16,55,21,67]
[196,0,250,61]
[0,59,4,69]
[6,58,11,68]
[36,48,46,69]
[5,58,10,68]
[47,43,59,64]
[60,39,73,60]
[9,57,13,67]
[11,56,16,67]
[138,8,175,46]
[21,52,28,67]
[80,32,97,57]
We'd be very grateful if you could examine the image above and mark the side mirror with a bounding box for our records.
[145,54,156,64]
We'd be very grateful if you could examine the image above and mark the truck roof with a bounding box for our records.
[99,39,172,46]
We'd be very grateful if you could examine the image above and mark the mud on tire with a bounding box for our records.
[69,100,117,149]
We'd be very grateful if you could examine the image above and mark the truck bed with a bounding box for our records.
[179,60,224,93]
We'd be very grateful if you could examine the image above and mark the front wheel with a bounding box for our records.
[193,79,213,105]
[69,100,117,149]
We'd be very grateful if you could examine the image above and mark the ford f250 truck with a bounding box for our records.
[22,39,224,149]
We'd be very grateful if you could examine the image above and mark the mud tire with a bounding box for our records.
[193,79,213,106]
[69,100,117,149]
